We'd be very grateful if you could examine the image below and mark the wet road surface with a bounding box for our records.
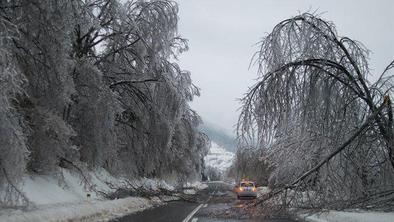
[113,182,299,222]
[113,201,199,222]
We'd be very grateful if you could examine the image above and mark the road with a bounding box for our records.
[112,182,299,222]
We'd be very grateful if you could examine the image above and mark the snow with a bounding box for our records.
[182,181,209,194]
[256,186,271,197]
[131,177,175,191]
[0,197,154,222]
[19,168,177,206]
[183,189,196,195]
[204,141,235,173]
[0,168,178,221]
[184,181,208,190]
[20,168,124,206]
[300,210,394,222]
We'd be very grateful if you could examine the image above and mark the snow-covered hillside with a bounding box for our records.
[204,142,235,173]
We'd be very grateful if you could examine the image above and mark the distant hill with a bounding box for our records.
[204,141,235,173]
[200,122,237,152]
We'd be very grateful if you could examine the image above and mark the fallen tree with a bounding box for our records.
[238,13,394,210]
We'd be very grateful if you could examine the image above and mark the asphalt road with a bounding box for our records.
[112,182,299,222]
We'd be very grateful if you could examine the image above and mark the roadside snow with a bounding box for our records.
[184,181,208,190]
[300,210,394,222]
[256,186,271,198]
[0,196,156,222]
[0,168,179,221]
[182,181,209,194]
[133,177,175,191]
[20,168,127,206]
[204,141,234,173]
[19,168,176,206]
[183,189,196,195]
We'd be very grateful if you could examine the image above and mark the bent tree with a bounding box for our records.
[238,13,394,209]
[0,0,209,207]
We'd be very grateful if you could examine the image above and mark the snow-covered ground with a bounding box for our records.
[300,210,394,222]
[256,186,271,198]
[0,168,180,222]
[0,196,154,222]
[204,141,235,173]
[184,181,208,190]
[19,168,175,205]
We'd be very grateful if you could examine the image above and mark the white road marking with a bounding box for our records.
[182,204,203,222]
[203,203,208,208]
[191,218,198,222]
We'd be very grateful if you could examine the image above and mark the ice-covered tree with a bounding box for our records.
[0,0,208,207]
[238,13,394,209]
[0,16,30,207]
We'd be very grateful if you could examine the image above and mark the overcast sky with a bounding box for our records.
[177,0,394,135]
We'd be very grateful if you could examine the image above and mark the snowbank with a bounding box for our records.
[256,186,271,198]
[21,169,107,205]
[0,168,181,221]
[19,168,176,206]
[132,177,175,191]
[182,181,209,195]
[300,210,394,222]
[184,181,208,190]
[0,197,155,222]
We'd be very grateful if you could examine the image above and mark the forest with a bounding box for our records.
[0,0,209,207]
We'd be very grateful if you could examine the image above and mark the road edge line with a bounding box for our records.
[182,204,203,222]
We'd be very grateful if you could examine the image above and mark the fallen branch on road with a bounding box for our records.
[104,180,199,203]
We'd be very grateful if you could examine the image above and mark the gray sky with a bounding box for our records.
[177,0,394,135]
